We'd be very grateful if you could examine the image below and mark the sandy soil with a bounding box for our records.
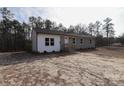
[0,46,124,86]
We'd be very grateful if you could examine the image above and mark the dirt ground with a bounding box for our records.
[0,46,124,86]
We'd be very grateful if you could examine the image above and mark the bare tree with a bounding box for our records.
[103,17,114,46]
[94,21,102,36]
[74,24,82,33]
[119,33,124,45]
[68,25,75,33]
[57,23,66,32]
[88,22,95,36]
[74,24,88,35]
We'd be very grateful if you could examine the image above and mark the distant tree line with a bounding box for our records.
[118,33,124,45]
[0,8,25,51]
[0,7,123,52]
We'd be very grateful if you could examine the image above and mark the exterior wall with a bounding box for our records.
[64,36,71,51]
[63,36,95,50]
[64,36,76,51]
[32,31,95,53]
[37,34,61,53]
[80,37,95,49]
[76,37,81,49]
[83,37,95,49]
[32,31,37,52]
[85,38,89,48]
[90,38,95,48]
[60,35,65,51]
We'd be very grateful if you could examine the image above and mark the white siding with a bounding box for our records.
[37,34,60,53]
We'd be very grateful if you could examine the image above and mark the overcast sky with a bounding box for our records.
[9,7,124,36]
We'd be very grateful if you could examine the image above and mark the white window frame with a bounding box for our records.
[45,38,54,46]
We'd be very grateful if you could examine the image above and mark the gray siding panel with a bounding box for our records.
[60,35,65,51]
[32,31,37,52]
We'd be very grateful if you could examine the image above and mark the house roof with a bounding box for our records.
[34,28,95,38]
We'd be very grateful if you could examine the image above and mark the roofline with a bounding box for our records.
[34,28,95,38]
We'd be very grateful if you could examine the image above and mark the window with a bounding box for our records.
[80,39,83,44]
[50,38,54,46]
[90,39,92,44]
[45,38,54,46]
[72,38,76,44]
[45,38,49,46]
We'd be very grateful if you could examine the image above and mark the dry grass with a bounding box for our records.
[0,46,124,86]
[93,46,124,58]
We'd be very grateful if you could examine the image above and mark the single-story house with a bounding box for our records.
[32,29,95,53]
